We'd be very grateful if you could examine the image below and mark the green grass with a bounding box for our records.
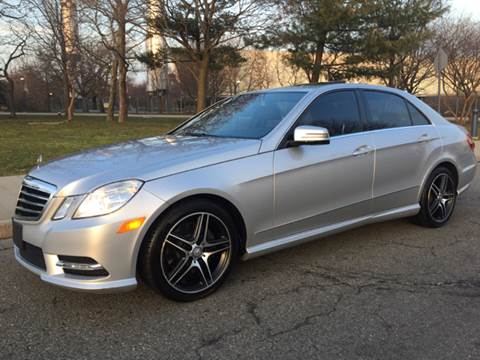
[0,115,187,176]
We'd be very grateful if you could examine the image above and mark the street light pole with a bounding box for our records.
[434,48,448,114]
[437,71,442,113]
[472,105,479,139]
[19,76,26,112]
[48,92,54,112]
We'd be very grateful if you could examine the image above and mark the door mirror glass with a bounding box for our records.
[292,125,330,145]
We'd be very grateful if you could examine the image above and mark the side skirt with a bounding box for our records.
[242,204,420,260]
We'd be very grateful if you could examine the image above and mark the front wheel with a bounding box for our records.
[139,199,239,301]
[413,166,457,228]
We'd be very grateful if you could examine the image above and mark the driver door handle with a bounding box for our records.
[353,145,373,156]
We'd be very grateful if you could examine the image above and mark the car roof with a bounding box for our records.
[252,83,410,97]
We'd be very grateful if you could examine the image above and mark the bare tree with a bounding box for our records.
[106,56,118,120]
[0,0,22,19]
[82,0,145,123]
[237,51,272,92]
[75,40,110,112]
[273,51,307,86]
[0,37,27,117]
[0,0,26,117]
[24,0,79,121]
[60,0,77,121]
[436,17,480,123]
[395,42,436,94]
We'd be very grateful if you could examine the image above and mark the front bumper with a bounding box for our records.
[13,188,166,293]
[14,246,137,292]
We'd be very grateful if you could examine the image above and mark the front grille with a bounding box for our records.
[19,242,46,270]
[15,176,56,221]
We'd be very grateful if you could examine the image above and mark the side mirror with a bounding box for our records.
[288,125,330,146]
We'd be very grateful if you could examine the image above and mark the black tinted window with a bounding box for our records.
[363,91,412,130]
[298,91,362,136]
[407,102,430,126]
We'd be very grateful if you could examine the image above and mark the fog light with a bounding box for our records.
[57,255,109,277]
[117,217,145,233]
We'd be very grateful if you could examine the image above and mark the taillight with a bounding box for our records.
[467,134,475,152]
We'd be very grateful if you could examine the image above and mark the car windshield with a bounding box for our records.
[172,91,307,139]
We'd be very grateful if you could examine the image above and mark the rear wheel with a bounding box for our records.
[413,166,457,228]
[140,199,239,301]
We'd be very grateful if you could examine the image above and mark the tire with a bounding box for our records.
[413,166,457,228]
[139,199,239,301]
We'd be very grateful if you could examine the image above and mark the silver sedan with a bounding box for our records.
[12,84,477,301]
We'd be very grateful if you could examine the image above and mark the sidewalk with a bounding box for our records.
[0,175,23,238]
[0,141,479,239]
[0,112,191,119]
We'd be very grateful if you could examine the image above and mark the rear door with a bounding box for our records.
[273,90,375,237]
[360,90,440,213]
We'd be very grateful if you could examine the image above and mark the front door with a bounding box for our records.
[273,90,375,237]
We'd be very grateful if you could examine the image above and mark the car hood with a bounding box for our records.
[29,135,261,196]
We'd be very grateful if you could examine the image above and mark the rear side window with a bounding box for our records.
[407,102,430,125]
[363,91,412,130]
[298,91,362,137]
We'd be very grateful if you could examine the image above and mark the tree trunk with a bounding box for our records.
[118,59,127,123]
[98,97,105,113]
[196,54,209,112]
[61,0,77,122]
[310,44,325,84]
[6,76,15,118]
[107,58,118,122]
[387,55,396,87]
[65,76,75,121]
[81,95,88,112]
[117,14,128,123]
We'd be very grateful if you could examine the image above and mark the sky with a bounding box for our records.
[1,0,480,74]
[451,0,480,19]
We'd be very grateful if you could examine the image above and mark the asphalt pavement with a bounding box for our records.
[1,170,480,360]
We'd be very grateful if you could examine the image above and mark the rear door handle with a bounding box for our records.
[353,145,373,156]
[417,133,431,143]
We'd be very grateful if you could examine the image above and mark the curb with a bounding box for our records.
[0,220,12,240]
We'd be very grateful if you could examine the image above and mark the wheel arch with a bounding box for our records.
[136,193,248,271]
[418,159,460,202]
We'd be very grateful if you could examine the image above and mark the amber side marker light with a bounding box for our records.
[117,217,146,233]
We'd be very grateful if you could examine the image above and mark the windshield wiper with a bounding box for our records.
[179,132,216,137]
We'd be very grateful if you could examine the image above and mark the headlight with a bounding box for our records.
[73,180,143,219]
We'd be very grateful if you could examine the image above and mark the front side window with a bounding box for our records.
[297,91,362,137]
[363,91,412,130]
[172,92,307,139]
